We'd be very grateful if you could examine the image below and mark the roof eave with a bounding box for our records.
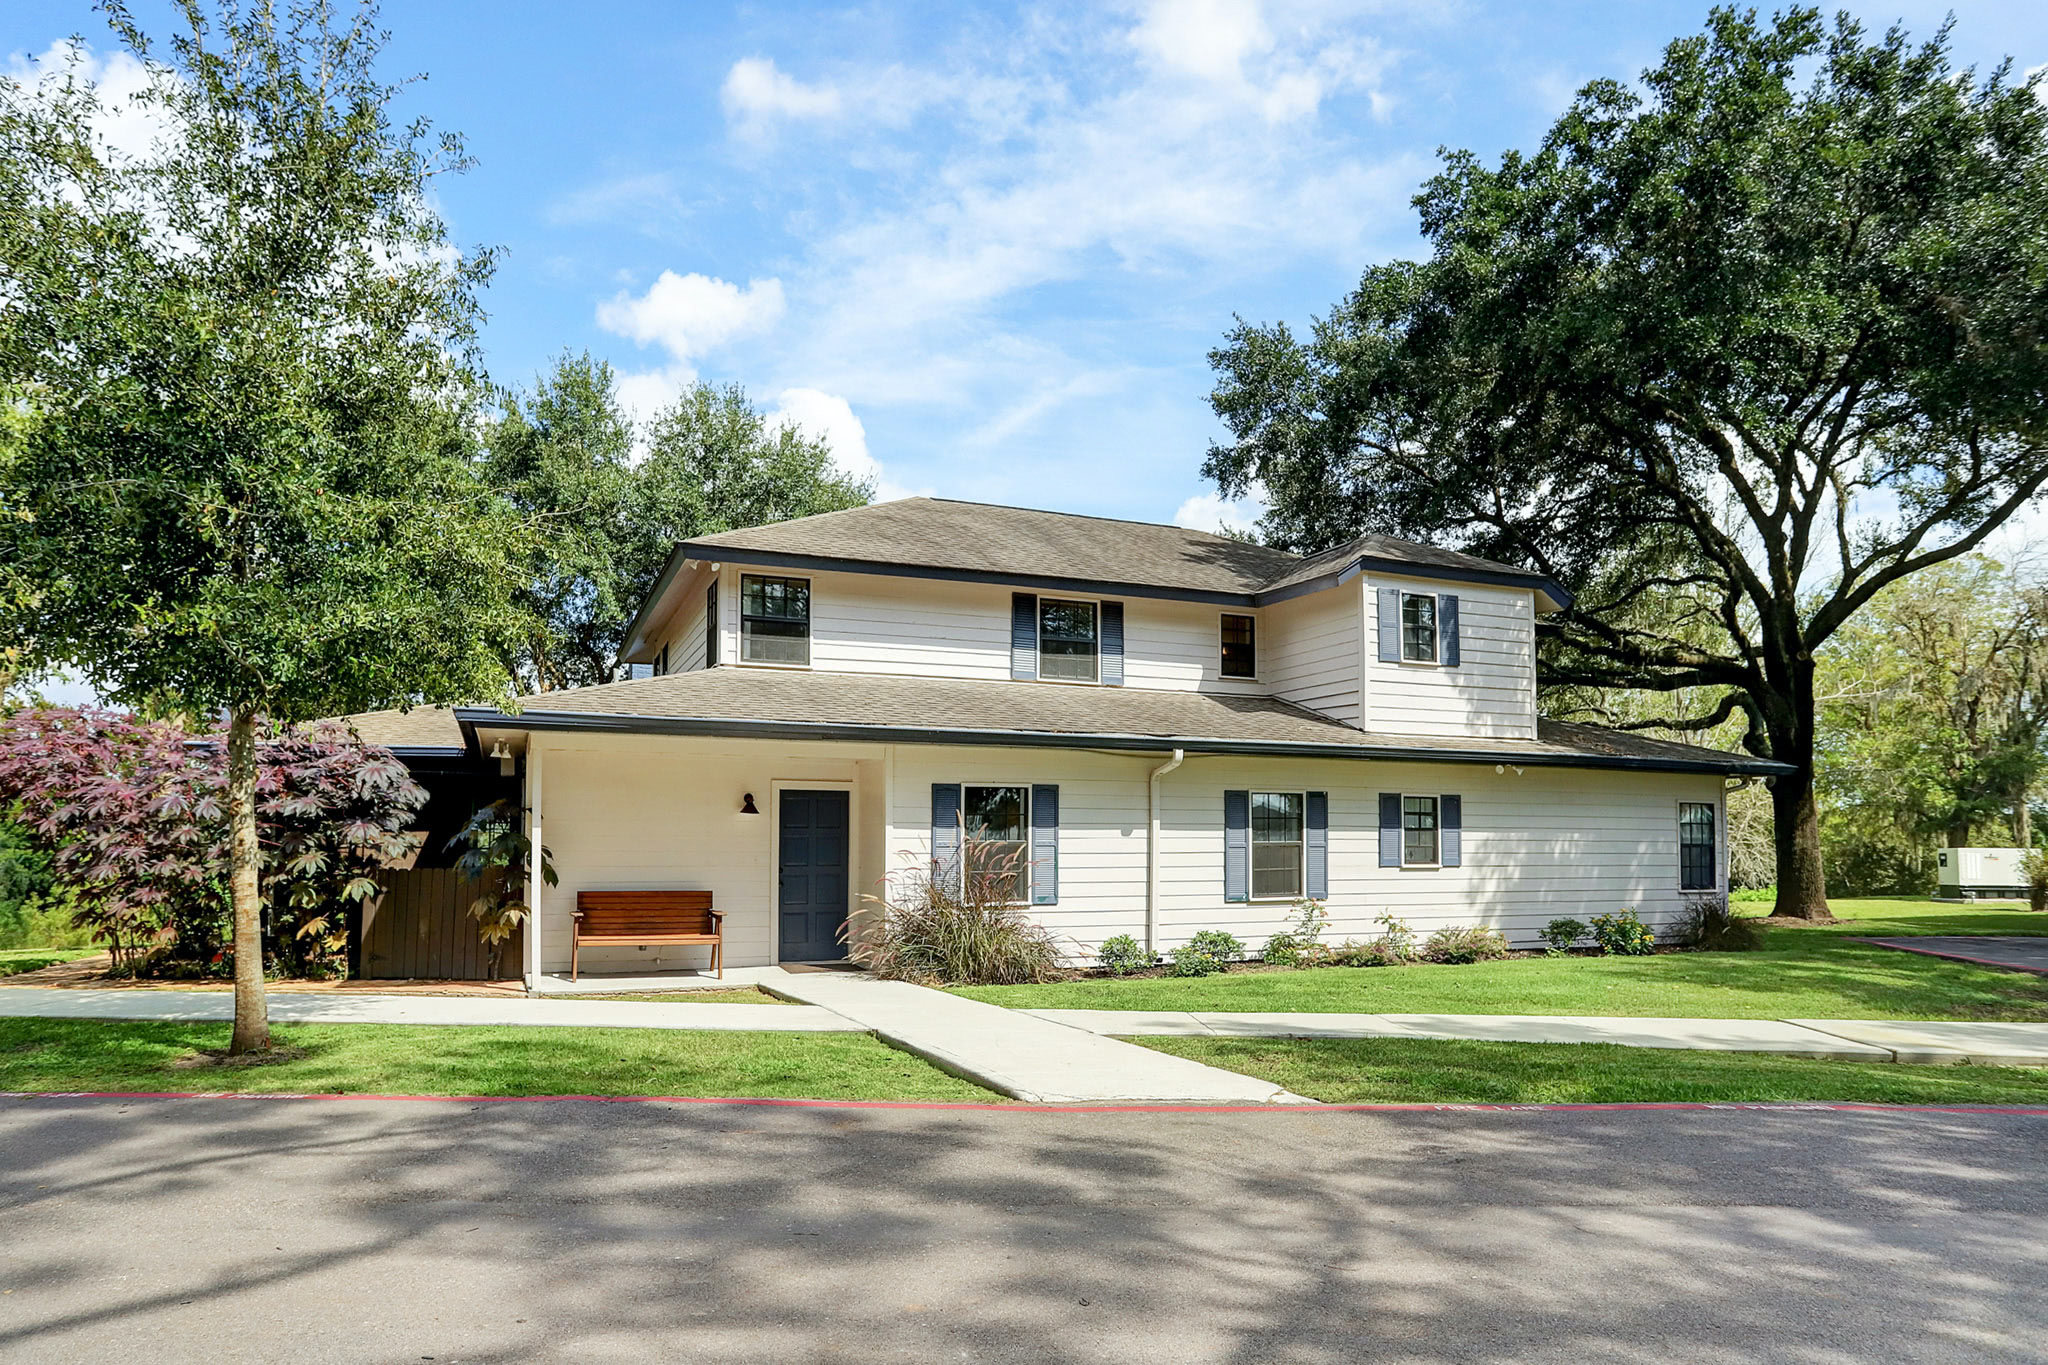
[455,706,1792,777]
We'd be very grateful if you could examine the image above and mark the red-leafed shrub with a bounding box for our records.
[0,707,425,977]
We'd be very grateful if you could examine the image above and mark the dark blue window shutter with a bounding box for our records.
[1379,793,1402,867]
[1011,593,1038,680]
[1440,794,1462,867]
[931,784,961,878]
[1223,790,1250,903]
[1441,594,1460,666]
[1100,601,1124,686]
[1377,587,1401,662]
[1305,791,1329,899]
[1031,784,1059,905]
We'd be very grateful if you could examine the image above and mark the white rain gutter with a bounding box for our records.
[1146,748,1185,954]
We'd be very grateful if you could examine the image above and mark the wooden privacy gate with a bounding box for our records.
[359,867,525,981]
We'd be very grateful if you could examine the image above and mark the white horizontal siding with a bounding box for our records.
[1259,585,1361,725]
[1363,575,1537,739]
[887,743,1722,961]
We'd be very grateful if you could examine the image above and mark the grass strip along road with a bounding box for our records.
[955,899,2048,1021]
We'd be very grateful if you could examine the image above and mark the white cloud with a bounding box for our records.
[722,57,843,134]
[1131,0,1273,82]
[5,40,166,165]
[597,270,786,360]
[766,387,932,503]
[1174,490,1267,537]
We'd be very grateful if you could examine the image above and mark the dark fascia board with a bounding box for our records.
[619,544,696,664]
[1344,557,1575,612]
[454,706,1793,778]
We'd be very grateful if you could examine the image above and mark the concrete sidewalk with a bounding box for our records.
[765,971,1310,1104]
[1028,1008,2048,1065]
[0,987,858,1033]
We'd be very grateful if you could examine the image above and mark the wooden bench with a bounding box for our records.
[572,891,723,981]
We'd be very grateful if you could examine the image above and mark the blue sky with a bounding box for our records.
[7,0,2046,536]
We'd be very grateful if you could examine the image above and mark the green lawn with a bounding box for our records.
[1138,1035,2048,1106]
[952,899,2048,1020]
[555,987,794,1004]
[0,1018,998,1101]
[0,947,99,978]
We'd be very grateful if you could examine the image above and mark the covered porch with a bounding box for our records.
[484,727,897,993]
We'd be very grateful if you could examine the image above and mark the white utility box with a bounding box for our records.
[1934,847,2029,900]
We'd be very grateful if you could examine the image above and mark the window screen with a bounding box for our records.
[963,785,1030,903]
[1038,599,1099,682]
[1679,802,1717,891]
[1403,795,1440,866]
[740,575,809,665]
[1251,791,1303,899]
[1221,614,1257,678]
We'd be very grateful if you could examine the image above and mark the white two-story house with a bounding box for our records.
[349,497,1785,986]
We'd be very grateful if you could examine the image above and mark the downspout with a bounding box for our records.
[1146,748,1185,955]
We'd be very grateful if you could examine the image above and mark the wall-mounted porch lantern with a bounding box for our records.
[740,792,760,815]
[489,740,514,777]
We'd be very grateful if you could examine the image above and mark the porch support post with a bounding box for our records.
[523,742,544,994]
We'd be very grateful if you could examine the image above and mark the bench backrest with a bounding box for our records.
[575,890,717,937]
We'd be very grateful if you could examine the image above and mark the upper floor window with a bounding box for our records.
[963,784,1030,904]
[741,574,810,666]
[1039,598,1098,682]
[1220,613,1257,678]
[1401,592,1438,663]
[1679,802,1717,890]
[705,582,720,667]
[1403,795,1440,866]
[1251,791,1304,899]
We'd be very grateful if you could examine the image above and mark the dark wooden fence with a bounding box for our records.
[359,867,524,981]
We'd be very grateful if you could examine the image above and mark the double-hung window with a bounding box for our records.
[1038,599,1099,682]
[740,575,810,666]
[1220,613,1257,678]
[1250,791,1304,899]
[705,582,720,667]
[963,784,1030,904]
[1403,795,1440,866]
[1679,802,1717,891]
[1401,592,1439,663]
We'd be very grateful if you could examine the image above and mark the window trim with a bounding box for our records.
[958,781,1033,907]
[705,580,720,668]
[1400,793,1441,869]
[1219,612,1258,680]
[1678,799,1718,892]
[738,572,812,669]
[1035,595,1101,686]
[1399,591,1442,666]
[1248,788,1307,902]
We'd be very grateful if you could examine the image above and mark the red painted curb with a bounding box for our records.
[1851,937,2048,977]
[3,1091,2046,1116]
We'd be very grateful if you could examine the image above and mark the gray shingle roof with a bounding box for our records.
[344,669,1785,776]
[673,498,1564,604]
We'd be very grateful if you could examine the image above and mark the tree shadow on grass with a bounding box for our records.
[1,1090,2046,1362]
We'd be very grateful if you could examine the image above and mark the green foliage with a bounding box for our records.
[447,798,558,979]
[1167,929,1245,977]
[1539,918,1589,955]
[856,845,1064,986]
[1730,887,1776,903]
[1203,8,2048,912]
[1421,924,1511,965]
[2021,849,2048,913]
[0,819,83,950]
[1589,910,1657,957]
[1676,896,1768,952]
[1260,899,1329,966]
[482,357,871,689]
[1096,934,1152,976]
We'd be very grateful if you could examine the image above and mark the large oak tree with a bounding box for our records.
[0,1,529,1048]
[1204,8,2048,917]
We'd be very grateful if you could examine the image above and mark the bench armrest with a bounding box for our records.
[570,909,584,920]
[707,908,725,923]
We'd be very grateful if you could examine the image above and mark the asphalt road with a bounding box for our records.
[2,1095,2045,1364]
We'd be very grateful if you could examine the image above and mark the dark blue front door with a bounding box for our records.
[779,789,850,962]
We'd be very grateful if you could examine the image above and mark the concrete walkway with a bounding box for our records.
[0,987,857,1033]
[763,971,1310,1104]
[1028,1008,2048,1065]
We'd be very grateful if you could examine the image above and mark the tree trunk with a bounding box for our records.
[1769,763,1832,920]
[226,708,271,1055]
[2014,793,2032,848]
